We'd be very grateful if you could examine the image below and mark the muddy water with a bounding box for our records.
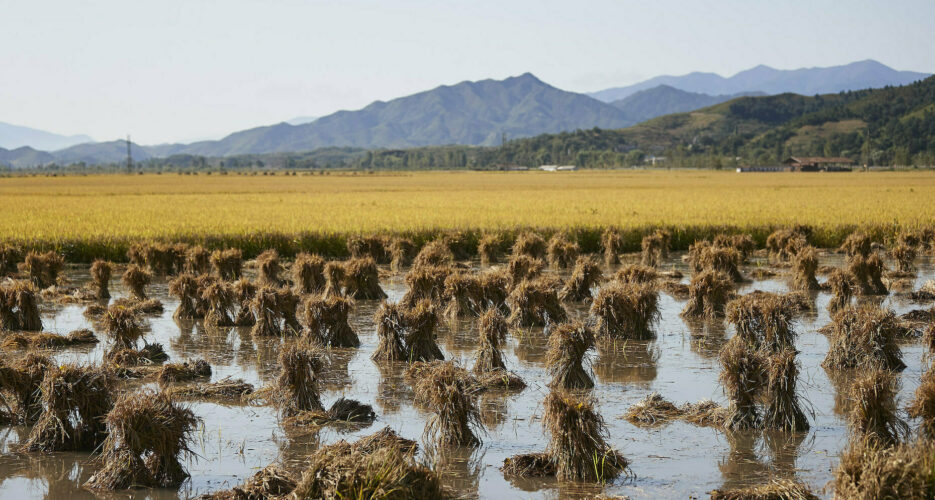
[0,252,931,499]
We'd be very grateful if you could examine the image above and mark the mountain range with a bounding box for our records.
[0,121,92,151]
[1,59,930,168]
[588,59,929,102]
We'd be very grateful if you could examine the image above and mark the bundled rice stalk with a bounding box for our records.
[506,254,545,287]
[250,286,283,337]
[512,232,547,260]
[847,254,888,295]
[478,234,502,266]
[692,244,744,282]
[302,295,359,347]
[846,369,909,447]
[507,276,567,328]
[0,287,18,331]
[277,288,303,336]
[166,377,255,404]
[719,336,765,430]
[713,233,757,262]
[681,270,735,319]
[168,273,200,320]
[762,349,810,432]
[89,260,112,300]
[273,343,324,417]
[372,301,407,361]
[543,390,628,482]
[822,305,905,371]
[21,250,64,288]
[840,232,872,258]
[210,248,243,280]
[343,257,387,300]
[0,243,23,276]
[107,342,169,366]
[444,231,474,261]
[825,268,856,313]
[640,229,670,267]
[201,281,235,328]
[256,250,285,287]
[292,432,446,500]
[833,437,935,500]
[0,353,51,424]
[322,261,345,298]
[289,253,325,294]
[400,265,451,308]
[791,246,820,291]
[907,362,935,440]
[232,277,257,326]
[347,235,388,263]
[157,359,211,386]
[403,300,444,362]
[413,361,483,446]
[84,390,199,490]
[709,479,819,500]
[121,264,152,301]
[25,364,114,452]
[478,269,510,314]
[726,292,797,353]
[546,233,579,269]
[201,464,296,499]
[1,329,98,350]
[186,245,211,274]
[765,228,808,263]
[601,227,623,266]
[387,237,415,271]
[442,272,483,318]
[614,264,658,285]
[889,242,917,273]
[412,240,455,269]
[623,392,683,427]
[2,281,43,331]
[501,452,556,478]
[101,304,143,352]
[590,281,659,340]
[559,256,602,302]
[473,309,508,373]
[546,320,595,389]
[680,400,729,427]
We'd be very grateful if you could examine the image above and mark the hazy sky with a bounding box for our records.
[2,0,933,144]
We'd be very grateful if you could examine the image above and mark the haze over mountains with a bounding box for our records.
[0,121,92,151]
[588,59,929,102]
[0,60,929,168]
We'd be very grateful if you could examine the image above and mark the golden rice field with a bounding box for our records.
[1,170,934,260]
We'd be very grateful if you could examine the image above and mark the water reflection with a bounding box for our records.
[593,339,659,386]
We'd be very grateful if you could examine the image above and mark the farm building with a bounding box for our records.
[782,156,854,172]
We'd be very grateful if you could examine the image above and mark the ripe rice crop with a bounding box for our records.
[1,171,934,262]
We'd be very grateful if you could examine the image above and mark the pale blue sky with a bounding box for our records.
[2,0,933,144]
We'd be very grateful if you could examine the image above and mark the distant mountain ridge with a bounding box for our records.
[0,121,92,151]
[2,60,931,168]
[610,85,765,125]
[589,59,930,102]
[174,73,632,156]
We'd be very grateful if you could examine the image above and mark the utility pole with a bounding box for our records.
[126,135,133,174]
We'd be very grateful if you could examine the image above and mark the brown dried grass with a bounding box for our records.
[559,256,603,302]
[543,390,628,482]
[546,320,595,389]
[590,281,659,340]
[84,390,199,490]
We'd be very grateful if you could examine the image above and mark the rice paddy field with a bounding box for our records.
[2,170,935,260]
[0,170,934,499]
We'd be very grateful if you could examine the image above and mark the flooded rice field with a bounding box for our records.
[0,251,932,499]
